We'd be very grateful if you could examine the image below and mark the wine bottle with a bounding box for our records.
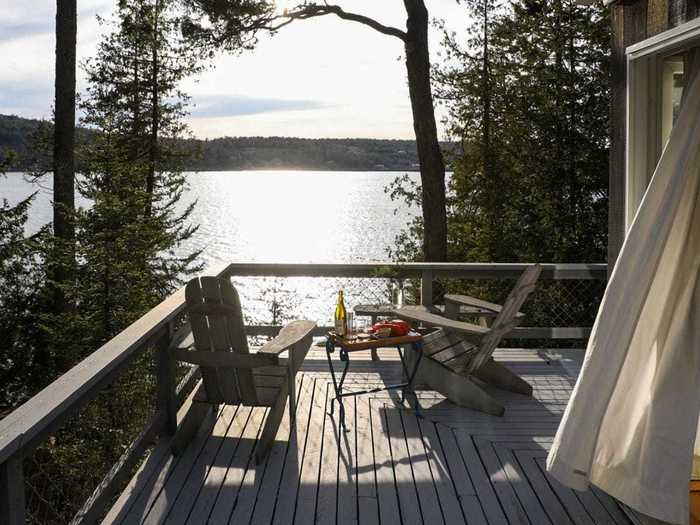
[334,290,347,336]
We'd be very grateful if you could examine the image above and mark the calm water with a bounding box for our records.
[0,171,421,324]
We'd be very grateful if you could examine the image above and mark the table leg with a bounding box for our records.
[336,348,351,429]
[407,341,423,388]
[326,339,339,417]
[370,315,379,361]
[397,345,410,403]
[325,338,350,430]
[397,345,417,380]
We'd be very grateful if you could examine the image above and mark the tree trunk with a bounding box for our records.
[480,0,498,259]
[403,0,447,262]
[53,0,77,312]
[146,0,160,218]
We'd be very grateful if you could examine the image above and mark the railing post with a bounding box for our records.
[157,324,178,436]
[420,270,433,307]
[1,456,25,525]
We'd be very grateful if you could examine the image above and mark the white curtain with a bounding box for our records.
[546,57,700,525]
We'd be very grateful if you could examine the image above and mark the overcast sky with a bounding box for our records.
[0,1,470,140]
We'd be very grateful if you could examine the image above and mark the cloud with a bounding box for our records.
[189,95,326,118]
[0,1,111,46]
[0,22,53,43]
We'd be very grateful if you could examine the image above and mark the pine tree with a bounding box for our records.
[435,0,610,263]
[20,4,205,520]
[435,0,512,261]
[0,151,49,411]
[48,0,203,362]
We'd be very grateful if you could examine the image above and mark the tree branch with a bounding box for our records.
[282,3,407,41]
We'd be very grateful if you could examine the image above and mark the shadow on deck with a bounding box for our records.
[104,348,631,525]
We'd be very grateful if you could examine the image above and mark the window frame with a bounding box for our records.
[625,17,700,229]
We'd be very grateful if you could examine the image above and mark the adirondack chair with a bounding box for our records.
[170,276,316,463]
[395,264,541,416]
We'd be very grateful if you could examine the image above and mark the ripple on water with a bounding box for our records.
[1,170,421,324]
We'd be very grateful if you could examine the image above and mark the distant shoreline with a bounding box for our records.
[184,168,423,173]
[2,113,456,173]
[4,169,424,176]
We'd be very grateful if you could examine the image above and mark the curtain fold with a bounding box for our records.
[546,56,700,525]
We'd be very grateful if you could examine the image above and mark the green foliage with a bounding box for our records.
[385,0,610,331]
[180,0,276,52]
[16,1,204,521]
[0,115,85,173]
[41,0,203,365]
[24,349,158,524]
[0,116,42,161]
[0,151,50,413]
[390,0,610,265]
[186,136,426,171]
[437,0,610,264]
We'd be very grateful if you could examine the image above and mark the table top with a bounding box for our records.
[327,331,422,351]
[353,303,498,318]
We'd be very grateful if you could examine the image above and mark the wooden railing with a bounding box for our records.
[0,261,607,524]
[220,262,607,340]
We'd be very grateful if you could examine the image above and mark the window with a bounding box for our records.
[660,53,686,148]
[625,18,700,229]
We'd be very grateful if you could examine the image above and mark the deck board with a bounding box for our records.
[355,397,379,525]
[369,399,402,525]
[512,449,573,525]
[106,348,632,525]
[337,395,357,525]
[294,379,329,524]
[400,410,444,524]
[272,377,317,525]
[141,406,229,524]
[252,376,313,525]
[384,404,423,525]
[179,405,251,524]
[314,382,338,525]
[230,409,285,524]
[206,406,265,523]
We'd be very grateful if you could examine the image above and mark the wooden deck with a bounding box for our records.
[104,347,632,525]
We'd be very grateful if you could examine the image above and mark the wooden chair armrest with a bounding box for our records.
[168,320,315,371]
[394,306,489,337]
[444,294,525,318]
[170,347,278,368]
[258,320,317,356]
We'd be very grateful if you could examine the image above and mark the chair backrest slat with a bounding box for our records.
[186,278,225,404]
[467,264,542,373]
[214,277,257,404]
[185,277,257,405]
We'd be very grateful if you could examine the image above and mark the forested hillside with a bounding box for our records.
[0,114,39,154]
[0,114,425,171]
[185,136,422,171]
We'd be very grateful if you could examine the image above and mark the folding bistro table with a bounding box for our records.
[324,331,424,428]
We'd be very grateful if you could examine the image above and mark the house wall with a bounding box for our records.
[608,0,700,267]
